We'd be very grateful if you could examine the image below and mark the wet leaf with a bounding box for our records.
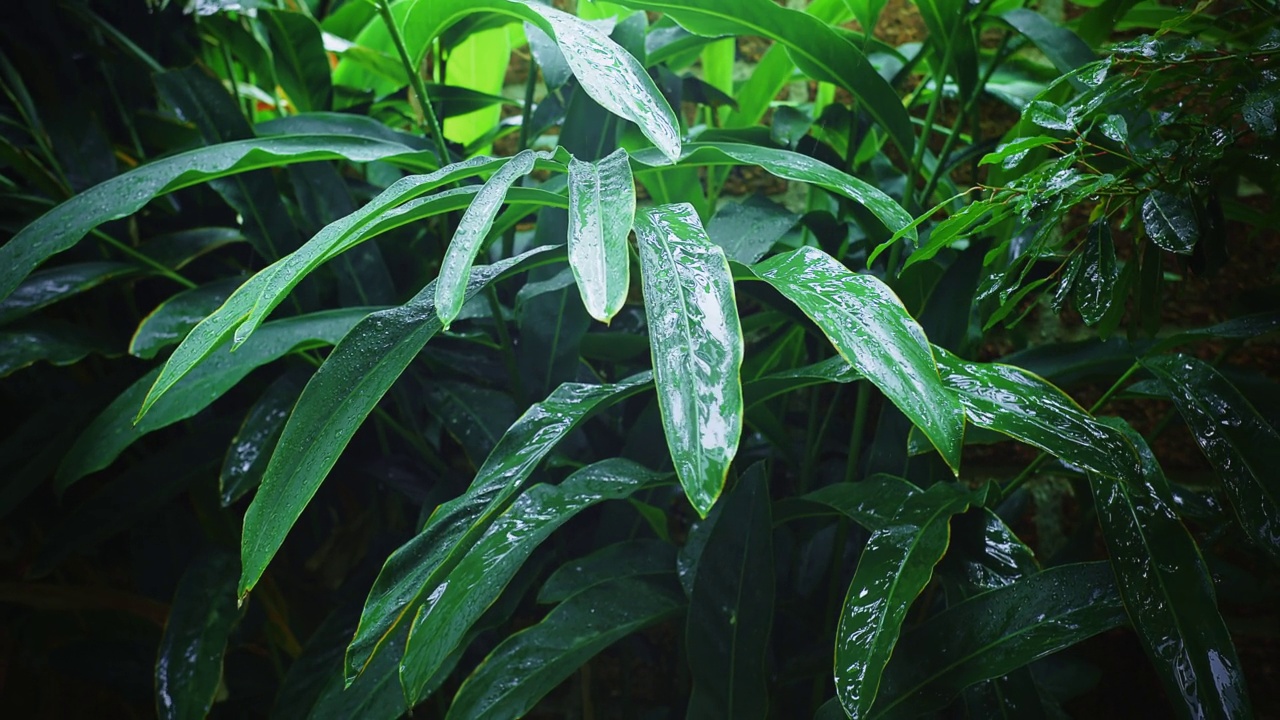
[1089,420,1251,720]
[568,148,635,324]
[753,246,964,472]
[0,262,139,325]
[835,481,987,718]
[446,577,683,720]
[130,278,241,360]
[978,136,1058,167]
[773,474,919,531]
[261,9,333,113]
[220,370,308,506]
[424,381,519,468]
[1144,354,1280,563]
[0,323,108,377]
[156,552,243,720]
[872,563,1127,718]
[1073,220,1119,326]
[342,372,653,685]
[634,203,744,517]
[1142,189,1199,255]
[706,194,800,265]
[537,539,676,604]
[239,248,561,599]
[399,459,668,701]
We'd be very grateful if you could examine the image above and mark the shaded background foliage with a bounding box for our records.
[0,0,1278,718]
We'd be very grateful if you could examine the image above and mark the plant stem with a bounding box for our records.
[92,229,197,289]
[375,0,449,163]
[487,286,525,402]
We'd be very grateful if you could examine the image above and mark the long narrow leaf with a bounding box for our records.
[156,552,243,720]
[568,148,635,324]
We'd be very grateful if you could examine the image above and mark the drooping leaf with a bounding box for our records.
[1089,420,1251,720]
[871,563,1127,718]
[129,278,241,360]
[706,194,800,265]
[424,381,519,468]
[835,481,987,718]
[436,150,541,328]
[445,577,683,720]
[686,464,773,719]
[773,474,919,531]
[1001,9,1095,74]
[0,134,436,302]
[743,355,862,409]
[1142,189,1199,255]
[634,203,744,516]
[752,246,964,472]
[568,148,635,324]
[1144,354,1280,562]
[342,372,653,684]
[0,323,108,378]
[261,9,333,113]
[140,227,248,270]
[537,539,677,604]
[57,308,375,491]
[156,552,243,720]
[239,248,560,599]
[1073,220,1119,326]
[221,370,308,506]
[399,459,668,701]
[0,262,138,325]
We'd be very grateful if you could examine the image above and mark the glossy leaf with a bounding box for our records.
[537,539,676,604]
[140,227,247,270]
[0,324,106,377]
[342,372,653,684]
[399,459,668,701]
[0,134,436,303]
[57,308,374,491]
[261,9,333,113]
[634,203,744,517]
[1145,354,1280,562]
[1148,311,1280,354]
[568,148,635,324]
[835,481,986,718]
[1142,189,1199,255]
[706,194,800,266]
[221,371,307,506]
[1001,9,1095,74]
[743,355,862,409]
[129,278,241,360]
[446,577,683,720]
[773,474,919,531]
[424,381,519,468]
[436,150,540,328]
[934,348,1141,481]
[872,563,1127,718]
[612,0,913,157]
[753,246,964,472]
[240,248,560,599]
[632,143,914,242]
[686,465,773,719]
[0,262,138,325]
[1073,220,1119,326]
[156,552,243,720]
[1089,421,1250,720]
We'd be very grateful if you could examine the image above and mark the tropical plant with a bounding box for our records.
[1,0,1277,718]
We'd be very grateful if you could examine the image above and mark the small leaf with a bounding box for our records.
[0,324,106,378]
[156,552,243,720]
[446,577,683,720]
[978,136,1058,167]
[436,150,541,328]
[1073,219,1119,326]
[1142,189,1199,255]
[537,539,676,604]
[1145,354,1280,562]
[753,246,965,472]
[634,203,744,516]
[568,148,635,324]
[1026,100,1073,131]
[399,459,668,702]
[835,481,987,718]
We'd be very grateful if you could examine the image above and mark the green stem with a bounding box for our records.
[92,229,197,289]
[487,286,525,402]
[375,0,449,162]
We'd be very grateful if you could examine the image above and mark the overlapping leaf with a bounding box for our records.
[568,148,635,324]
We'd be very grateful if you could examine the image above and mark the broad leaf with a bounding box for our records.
[537,539,677,604]
[1073,220,1119,326]
[156,552,243,720]
[634,203,744,516]
[342,372,653,684]
[753,247,964,471]
[0,262,138,325]
[239,248,559,599]
[773,474,919,531]
[1142,189,1199,255]
[129,278,241,360]
[568,148,635,324]
[1145,355,1280,563]
[398,459,668,701]
[221,370,308,506]
[445,577,683,720]
[835,481,985,718]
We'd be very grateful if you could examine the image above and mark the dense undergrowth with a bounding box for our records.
[1,0,1278,717]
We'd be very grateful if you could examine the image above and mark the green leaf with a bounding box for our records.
[934,348,1141,481]
[342,372,653,684]
[140,227,248,270]
[1144,355,1280,563]
[424,381,519,468]
[632,142,914,242]
[445,577,683,720]
[1073,220,1119,326]
[156,552,243,720]
[220,370,307,506]
[612,0,913,157]
[706,194,800,265]
[239,248,559,599]
[0,134,437,302]
[537,539,677,604]
[686,464,773,718]
[753,246,964,472]
[871,563,1127,718]
[773,474,919,531]
[1001,9,1095,75]
[978,136,1059,167]
[261,9,333,113]
[634,203,744,516]
[743,355,862,409]
[57,308,373,491]
[1148,311,1280,355]
[835,481,986,718]
[0,324,107,377]
[1142,189,1199,255]
[0,262,138,325]
[399,459,668,702]
[436,150,541,328]
[568,148,635,324]
[129,278,241,360]
[1088,421,1251,720]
